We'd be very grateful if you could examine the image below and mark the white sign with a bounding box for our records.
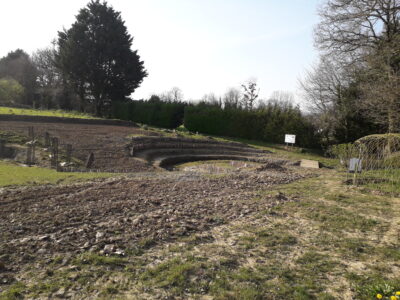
[285,134,296,144]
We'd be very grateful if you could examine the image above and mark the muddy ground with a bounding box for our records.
[0,164,307,281]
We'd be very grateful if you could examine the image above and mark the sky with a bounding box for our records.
[0,0,321,105]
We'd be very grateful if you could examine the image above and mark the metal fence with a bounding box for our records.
[330,134,400,196]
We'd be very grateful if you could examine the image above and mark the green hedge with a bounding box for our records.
[112,99,186,129]
[184,103,318,148]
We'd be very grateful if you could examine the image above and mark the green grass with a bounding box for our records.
[355,169,400,195]
[0,106,98,119]
[140,256,211,295]
[217,136,338,167]
[0,161,115,186]
[0,282,26,300]
[0,131,28,144]
[74,253,127,268]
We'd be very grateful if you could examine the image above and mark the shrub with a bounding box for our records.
[355,134,400,155]
[0,78,24,106]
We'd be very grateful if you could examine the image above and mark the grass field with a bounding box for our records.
[0,106,98,119]
[0,161,116,186]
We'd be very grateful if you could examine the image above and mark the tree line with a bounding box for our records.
[113,87,318,148]
[300,0,400,148]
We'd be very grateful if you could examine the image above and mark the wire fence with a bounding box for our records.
[329,134,400,196]
[0,126,136,173]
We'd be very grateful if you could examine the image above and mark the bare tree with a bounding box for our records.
[241,78,259,110]
[315,0,400,133]
[201,92,221,106]
[223,87,242,109]
[299,57,347,114]
[315,0,400,60]
[160,87,184,102]
[268,91,295,104]
[359,38,400,132]
[32,47,61,108]
[170,87,183,102]
[299,56,349,144]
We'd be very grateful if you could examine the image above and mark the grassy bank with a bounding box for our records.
[0,106,97,119]
[0,161,115,186]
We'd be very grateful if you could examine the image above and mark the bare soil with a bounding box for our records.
[0,121,158,172]
[0,167,305,275]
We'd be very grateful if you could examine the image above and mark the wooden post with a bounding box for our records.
[26,127,35,165]
[66,144,72,163]
[51,137,59,169]
[31,138,35,166]
[26,144,32,165]
[0,139,4,157]
[44,132,50,147]
[85,152,94,169]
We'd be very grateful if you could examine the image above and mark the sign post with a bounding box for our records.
[284,134,296,148]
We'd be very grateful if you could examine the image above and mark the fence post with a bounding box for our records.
[26,127,35,166]
[0,139,4,157]
[44,132,51,147]
[51,137,59,169]
[66,144,72,163]
[86,152,94,169]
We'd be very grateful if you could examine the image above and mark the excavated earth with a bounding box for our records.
[0,164,306,279]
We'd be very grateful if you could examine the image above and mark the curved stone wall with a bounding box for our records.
[129,136,270,169]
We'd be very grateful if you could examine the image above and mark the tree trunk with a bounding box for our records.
[95,98,102,117]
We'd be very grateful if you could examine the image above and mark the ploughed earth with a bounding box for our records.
[0,121,158,172]
[0,161,306,277]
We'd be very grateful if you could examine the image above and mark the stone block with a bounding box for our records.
[300,159,319,169]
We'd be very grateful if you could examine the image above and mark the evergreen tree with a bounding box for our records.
[56,0,147,115]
